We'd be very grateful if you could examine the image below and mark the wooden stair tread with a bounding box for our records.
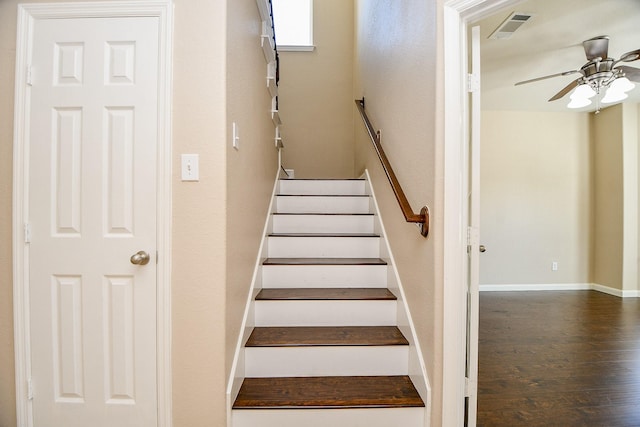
[269,233,379,238]
[277,194,369,197]
[256,288,396,300]
[279,178,365,181]
[263,257,387,265]
[246,326,408,347]
[272,213,374,216]
[233,375,424,409]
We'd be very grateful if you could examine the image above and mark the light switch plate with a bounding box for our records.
[181,154,199,181]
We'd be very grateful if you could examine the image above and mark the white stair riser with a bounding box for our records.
[254,301,397,326]
[272,215,375,234]
[245,346,409,377]
[232,407,426,427]
[262,265,388,288]
[268,236,380,258]
[276,196,370,214]
[279,180,366,195]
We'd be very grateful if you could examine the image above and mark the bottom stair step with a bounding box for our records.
[233,375,424,409]
[231,407,426,427]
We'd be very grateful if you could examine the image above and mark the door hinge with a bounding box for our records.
[467,73,480,93]
[464,377,476,398]
[24,222,31,243]
[26,65,33,86]
[27,378,33,400]
[467,226,479,246]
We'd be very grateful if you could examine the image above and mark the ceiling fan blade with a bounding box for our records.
[617,65,640,82]
[548,78,581,102]
[515,70,580,86]
[583,35,609,60]
[616,49,640,64]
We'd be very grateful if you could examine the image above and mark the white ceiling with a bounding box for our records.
[479,0,640,112]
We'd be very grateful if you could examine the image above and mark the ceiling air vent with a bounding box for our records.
[488,12,533,40]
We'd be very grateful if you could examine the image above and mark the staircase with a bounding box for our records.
[231,178,427,427]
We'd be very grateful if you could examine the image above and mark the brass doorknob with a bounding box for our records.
[130,250,150,265]
[479,245,486,253]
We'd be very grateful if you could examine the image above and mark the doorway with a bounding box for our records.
[13,3,173,426]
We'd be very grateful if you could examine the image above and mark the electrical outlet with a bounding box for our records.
[552,261,558,271]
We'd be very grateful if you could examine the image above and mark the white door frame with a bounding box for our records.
[442,0,524,425]
[12,2,173,426]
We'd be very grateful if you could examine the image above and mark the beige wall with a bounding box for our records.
[0,1,276,426]
[171,1,228,425]
[480,106,640,294]
[0,3,18,425]
[278,0,355,178]
[480,111,592,286]
[622,103,639,293]
[591,103,640,294]
[592,105,624,290]
[225,0,279,376]
[354,0,442,425]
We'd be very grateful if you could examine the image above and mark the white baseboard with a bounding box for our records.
[480,283,639,298]
[591,284,640,298]
[480,283,591,292]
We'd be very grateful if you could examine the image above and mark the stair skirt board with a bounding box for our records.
[232,407,426,427]
[227,174,430,426]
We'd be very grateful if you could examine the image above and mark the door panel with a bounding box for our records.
[465,25,482,427]
[28,16,159,427]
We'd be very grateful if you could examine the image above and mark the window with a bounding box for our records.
[271,0,314,51]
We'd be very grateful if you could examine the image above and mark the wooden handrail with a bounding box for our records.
[355,98,430,237]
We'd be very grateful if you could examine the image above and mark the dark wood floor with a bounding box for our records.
[478,291,640,427]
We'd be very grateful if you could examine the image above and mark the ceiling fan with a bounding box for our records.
[515,36,640,106]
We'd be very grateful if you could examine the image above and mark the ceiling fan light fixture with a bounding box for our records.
[609,76,635,93]
[601,88,628,104]
[571,84,596,99]
[567,97,592,109]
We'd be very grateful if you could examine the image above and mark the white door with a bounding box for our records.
[465,25,482,427]
[28,16,159,427]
